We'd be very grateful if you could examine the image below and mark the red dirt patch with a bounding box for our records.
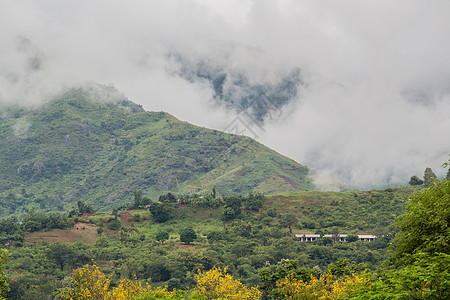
[119,212,133,226]
[25,222,99,244]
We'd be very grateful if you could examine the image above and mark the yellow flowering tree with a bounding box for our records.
[57,263,151,300]
[275,271,370,300]
[194,266,262,300]
[58,263,264,300]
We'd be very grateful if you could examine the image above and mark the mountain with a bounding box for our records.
[0,84,346,215]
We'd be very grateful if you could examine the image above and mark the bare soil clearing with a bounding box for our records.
[25,222,99,244]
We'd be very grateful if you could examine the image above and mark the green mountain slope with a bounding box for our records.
[0,85,341,214]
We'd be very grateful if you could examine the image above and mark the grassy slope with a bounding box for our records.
[265,186,423,233]
[0,85,319,215]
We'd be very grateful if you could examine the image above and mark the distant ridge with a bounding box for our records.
[0,84,350,215]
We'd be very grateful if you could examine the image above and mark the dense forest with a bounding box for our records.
[1,177,448,299]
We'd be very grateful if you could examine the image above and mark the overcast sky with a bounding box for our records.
[1,0,450,189]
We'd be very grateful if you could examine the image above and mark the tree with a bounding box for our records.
[423,167,437,186]
[195,266,262,300]
[392,178,450,266]
[243,193,264,211]
[276,271,368,300]
[133,214,141,222]
[346,234,359,243]
[58,263,154,299]
[327,258,366,277]
[112,208,119,220]
[133,190,151,208]
[259,259,317,295]
[353,253,450,299]
[147,259,172,282]
[159,192,176,203]
[156,231,169,244]
[408,175,424,186]
[222,196,243,221]
[149,203,170,223]
[279,213,298,234]
[0,249,8,300]
[46,243,75,271]
[77,200,93,214]
[179,228,197,245]
[107,219,121,231]
[0,217,19,235]
[133,190,143,208]
[207,231,224,243]
[222,207,236,221]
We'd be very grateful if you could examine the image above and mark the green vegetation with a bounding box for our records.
[0,85,331,216]
[0,186,425,298]
[179,228,197,245]
[392,178,450,266]
[155,231,169,244]
[423,167,438,186]
[408,175,424,186]
[0,85,448,298]
[0,249,7,300]
[348,178,450,299]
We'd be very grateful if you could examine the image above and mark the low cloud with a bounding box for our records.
[1,0,449,188]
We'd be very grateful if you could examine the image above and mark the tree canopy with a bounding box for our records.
[0,249,8,300]
[408,175,424,186]
[149,203,171,223]
[423,167,437,186]
[393,178,450,265]
[179,228,197,245]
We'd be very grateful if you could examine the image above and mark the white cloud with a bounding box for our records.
[0,0,449,188]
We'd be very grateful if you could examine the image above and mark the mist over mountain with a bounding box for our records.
[0,85,354,215]
[170,53,302,125]
[1,1,450,189]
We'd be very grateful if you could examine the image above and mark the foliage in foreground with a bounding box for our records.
[3,176,449,299]
[0,249,8,300]
[351,253,450,300]
[275,272,369,300]
[392,178,450,266]
[57,263,188,300]
[194,266,262,300]
[57,264,262,300]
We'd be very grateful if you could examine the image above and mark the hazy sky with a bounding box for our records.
[1,0,450,189]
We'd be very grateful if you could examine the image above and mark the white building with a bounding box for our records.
[295,234,320,242]
[296,234,377,242]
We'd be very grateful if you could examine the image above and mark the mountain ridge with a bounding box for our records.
[0,84,350,215]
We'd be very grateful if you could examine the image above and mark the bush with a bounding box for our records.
[156,231,169,244]
[149,203,171,223]
[107,219,121,231]
[179,228,197,245]
[133,214,141,222]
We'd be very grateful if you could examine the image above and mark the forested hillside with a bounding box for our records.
[0,186,425,299]
[0,85,346,215]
